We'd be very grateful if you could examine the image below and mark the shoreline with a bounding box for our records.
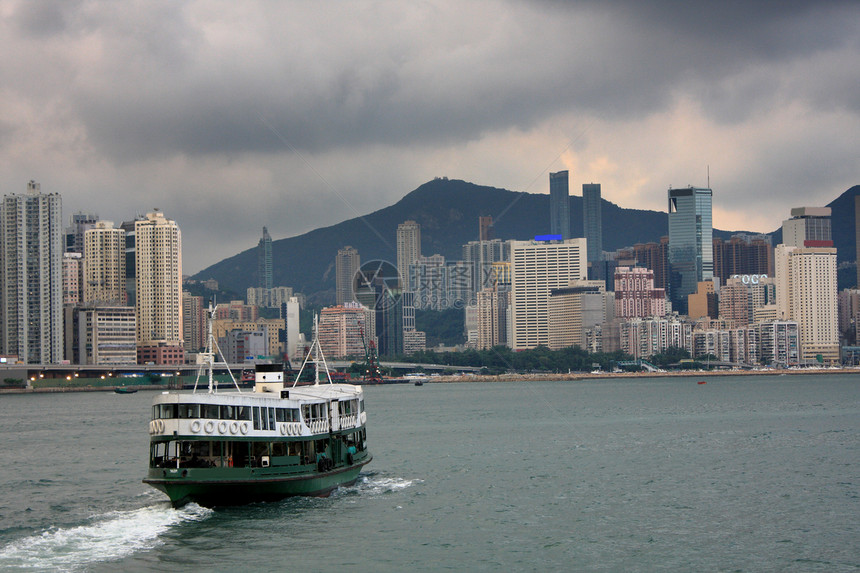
[2,366,857,393]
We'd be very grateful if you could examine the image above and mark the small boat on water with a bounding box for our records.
[404,373,428,386]
[142,308,371,507]
[115,386,138,394]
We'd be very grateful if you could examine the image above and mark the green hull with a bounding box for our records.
[144,455,372,507]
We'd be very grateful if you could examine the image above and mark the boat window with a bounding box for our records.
[220,405,235,420]
[271,442,286,457]
[158,404,177,419]
[203,404,219,419]
[276,408,286,423]
[360,399,365,413]
[288,442,301,456]
[253,407,261,430]
[267,407,276,430]
[178,404,200,419]
[236,406,251,421]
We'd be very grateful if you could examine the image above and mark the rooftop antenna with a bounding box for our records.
[707,165,710,189]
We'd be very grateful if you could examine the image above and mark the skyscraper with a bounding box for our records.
[1,181,63,363]
[509,237,587,350]
[258,226,273,290]
[582,183,602,278]
[396,220,421,285]
[83,221,126,305]
[135,210,183,364]
[336,246,360,305]
[549,171,570,240]
[781,207,833,248]
[668,186,713,314]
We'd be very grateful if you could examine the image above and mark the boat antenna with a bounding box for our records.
[291,314,333,387]
[192,302,241,394]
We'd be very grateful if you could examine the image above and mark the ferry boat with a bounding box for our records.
[142,310,371,507]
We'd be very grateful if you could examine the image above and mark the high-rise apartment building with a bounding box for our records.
[1,181,63,363]
[318,302,372,359]
[668,186,713,314]
[336,246,360,305]
[64,211,99,254]
[548,280,606,350]
[614,266,666,319]
[135,210,183,364]
[63,252,83,305]
[582,183,602,279]
[549,171,570,240]
[258,226,273,290]
[182,291,205,353]
[632,238,670,291]
[396,220,421,286]
[713,234,773,283]
[509,238,587,350]
[83,221,126,305]
[479,215,494,242]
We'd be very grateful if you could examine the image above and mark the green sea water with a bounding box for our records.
[0,374,858,572]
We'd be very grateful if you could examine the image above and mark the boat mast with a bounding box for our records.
[192,302,241,394]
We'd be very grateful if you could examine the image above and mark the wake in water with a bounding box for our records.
[0,503,213,571]
[335,472,420,497]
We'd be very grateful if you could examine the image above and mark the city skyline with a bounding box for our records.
[1,2,857,274]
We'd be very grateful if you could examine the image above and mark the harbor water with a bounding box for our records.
[0,374,858,572]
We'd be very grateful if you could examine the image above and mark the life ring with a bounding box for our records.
[191,420,202,433]
[280,423,287,436]
[218,421,228,434]
[240,422,249,435]
[156,419,165,433]
[205,421,215,434]
[230,421,239,434]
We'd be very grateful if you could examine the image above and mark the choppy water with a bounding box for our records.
[0,374,858,572]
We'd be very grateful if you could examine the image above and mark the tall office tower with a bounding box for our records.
[632,237,670,290]
[336,246,360,305]
[182,291,205,353]
[713,234,774,283]
[479,215,494,242]
[614,266,667,319]
[258,226,273,290]
[582,183,603,279]
[509,237,587,350]
[396,220,421,285]
[549,171,570,240]
[668,186,713,314]
[64,211,99,254]
[63,252,83,305]
[83,221,126,305]
[781,207,833,248]
[135,210,183,364]
[1,181,63,363]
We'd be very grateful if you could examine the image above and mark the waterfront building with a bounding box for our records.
[691,329,730,361]
[476,287,509,350]
[668,186,713,314]
[76,305,137,365]
[1,181,63,364]
[582,183,603,280]
[838,289,860,346]
[618,315,692,360]
[258,227,273,290]
[687,280,718,320]
[135,210,183,364]
[614,266,666,319]
[222,328,268,364]
[549,171,571,240]
[756,321,799,366]
[509,238,587,350]
[718,278,750,326]
[336,246,360,305]
[396,220,421,286]
[548,280,606,350]
[83,221,126,305]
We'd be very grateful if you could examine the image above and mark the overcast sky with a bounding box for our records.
[2,1,858,273]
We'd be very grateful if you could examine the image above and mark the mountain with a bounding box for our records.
[191,179,860,298]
